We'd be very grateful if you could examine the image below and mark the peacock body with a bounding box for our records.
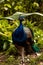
[12,16,40,64]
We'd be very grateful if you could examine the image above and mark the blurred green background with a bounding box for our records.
[0,0,43,53]
[0,0,43,65]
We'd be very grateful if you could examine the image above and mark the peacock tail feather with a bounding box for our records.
[32,43,40,52]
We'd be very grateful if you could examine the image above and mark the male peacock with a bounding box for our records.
[12,16,40,65]
[0,12,42,65]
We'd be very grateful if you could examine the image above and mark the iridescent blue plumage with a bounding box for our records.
[12,16,40,52]
[12,22,27,43]
[12,15,40,65]
[12,16,27,46]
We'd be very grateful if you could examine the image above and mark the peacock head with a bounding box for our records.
[19,16,25,22]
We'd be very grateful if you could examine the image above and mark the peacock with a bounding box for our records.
[0,12,41,65]
[12,16,40,65]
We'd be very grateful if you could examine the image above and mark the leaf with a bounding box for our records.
[3,42,7,50]
[0,0,4,3]
[0,12,43,20]
[4,4,11,8]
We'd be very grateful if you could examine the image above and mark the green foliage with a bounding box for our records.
[0,0,43,28]
[24,20,43,49]
[36,52,43,62]
[0,0,43,55]
[0,1,43,65]
[0,20,18,51]
[34,28,43,48]
[0,18,43,51]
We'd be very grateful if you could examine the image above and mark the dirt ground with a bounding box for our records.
[0,50,43,65]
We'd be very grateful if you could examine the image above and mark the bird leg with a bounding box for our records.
[21,47,25,65]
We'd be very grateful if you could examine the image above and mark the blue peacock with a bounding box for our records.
[0,12,41,64]
[12,16,40,64]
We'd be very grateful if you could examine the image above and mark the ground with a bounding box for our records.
[0,50,43,65]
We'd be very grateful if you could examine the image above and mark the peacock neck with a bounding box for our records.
[20,20,22,25]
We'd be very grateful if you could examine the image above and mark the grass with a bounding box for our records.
[0,52,43,65]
